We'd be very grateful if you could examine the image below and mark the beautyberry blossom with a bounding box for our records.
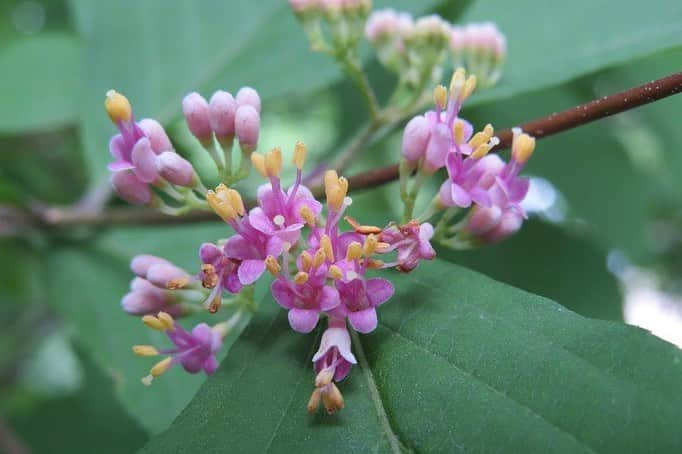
[133,312,225,386]
[199,242,242,311]
[378,220,436,272]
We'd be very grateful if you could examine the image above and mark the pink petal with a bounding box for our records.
[271,280,296,309]
[225,235,254,259]
[366,278,394,306]
[288,308,319,333]
[237,259,266,285]
[451,183,472,208]
[348,308,378,334]
[202,356,219,375]
[131,138,158,183]
[318,286,340,311]
[248,207,274,234]
[107,160,135,171]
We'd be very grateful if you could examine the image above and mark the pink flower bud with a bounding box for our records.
[235,86,261,113]
[131,138,159,183]
[182,92,212,141]
[156,151,196,187]
[110,171,153,206]
[401,115,431,163]
[138,118,172,153]
[234,105,260,150]
[146,263,189,289]
[209,90,237,138]
[365,9,399,42]
[423,122,450,173]
[130,255,172,277]
[482,209,523,244]
[466,206,502,236]
[121,289,164,315]
[450,26,465,51]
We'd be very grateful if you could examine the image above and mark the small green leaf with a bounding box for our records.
[0,33,81,133]
[143,260,682,452]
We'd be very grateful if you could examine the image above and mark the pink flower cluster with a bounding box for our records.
[401,69,536,244]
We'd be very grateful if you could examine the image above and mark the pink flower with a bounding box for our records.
[378,221,436,272]
[332,276,394,333]
[271,263,339,333]
[225,218,284,285]
[438,153,504,208]
[312,318,357,381]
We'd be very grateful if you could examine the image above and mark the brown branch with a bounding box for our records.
[7,71,682,229]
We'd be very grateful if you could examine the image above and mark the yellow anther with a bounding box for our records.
[449,68,466,95]
[328,265,343,280]
[512,133,536,164]
[265,147,282,177]
[104,89,131,123]
[226,188,245,216]
[132,345,159,356]
[201,263,218,289]
[376,241,391,252]
[251,153,267,177]
[468,124,494,149]
[157,312,175,330]
[320,235,334,262]
[453,120,465,145]
[294,271,309,285]
[460,75,477,101]
[265,255,281,276]
[207,189,237,222]
[367,259,385,269]
[142,315,165,331]
[327,186,345,211]
[315,368,334,388]
[307,388,322,414]
[167,276,190,290]
[300,251,313,272]
[471,143,491,159]
[322,382,344,414]
[363,234,378,257]
[483,123,494,137]
[293,141,306,170]
[150,357,173,377]
[346,241,362,260]
[338,176,348,195]
[299,205,316,226]
[313,249,326,268]
[324,170,339,190]
[433,84,448,109]
[208,294,222,314]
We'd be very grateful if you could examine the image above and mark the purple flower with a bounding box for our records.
[332,276,394,333]
[438,153,505,209]
[312,318,357,382]
[225,218,284,285]
[271,263,340,333]
[378,221,436,272]
[134,312,223,385]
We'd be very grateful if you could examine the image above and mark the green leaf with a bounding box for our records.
[69,0,444,184]
[464,0,682,107]
[0,33,81,133]
[439,220,622,320]
[9,344,149,454]
[45,222,248,434]
[143,259,682,452]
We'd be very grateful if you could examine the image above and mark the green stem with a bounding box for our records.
[402,170,429,223]
[339,52,380,121]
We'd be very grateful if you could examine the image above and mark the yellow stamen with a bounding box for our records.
[167,276,189,289]
[265,255,281,276]
[294,271,309,285]
[322,382,344,414]
[307,388,321,414]
[346,241,362,260]
[226,188,245,216]
[512,133,536,164]
[265,147,282,177]
[363,234,378,257]
[315,368,334,387]
[157,311,175,330]
[453,120,465,145]
[207,190,237,222]
[471,143,491,159]
[328,265,343,280]
[324,170,339,191]
[104,89,132,123]
[320,235,334,262]
[251,153,267,177]
[338,176,349,195]
[132,345,159,356]
[299,205,316,226]
[460,75,477,101]
[293,140,306,170]
[313,249,326,268]
[433,84,448,109]
[142,315,165,331]
[208,294,221,314]
[449,68,466,96]
[327,186,345,211]
[150,357,172,377]
[201,263,218,288]
[344,216,382,234]
[300,251,313,272]
[366,259,385,269]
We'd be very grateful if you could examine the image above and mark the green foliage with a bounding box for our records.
[143,260,682,453]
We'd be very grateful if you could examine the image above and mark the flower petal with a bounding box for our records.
[288,308,319,333]
[366,278,394,306]
[271,279,296,309]
[237,259,266,285]
[348,308,378,334]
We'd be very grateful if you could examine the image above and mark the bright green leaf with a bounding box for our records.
[143,259,682,453]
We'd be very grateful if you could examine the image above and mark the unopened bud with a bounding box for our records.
[139,118,173,153]
[110,171,153,206]
[235,86,261,113]
[235,105,260,151]
[209,90,237,138]
[182,92,212,142]
[131,138,159,183]
[146,263,189,289]
[156,151,196,186]
[130,254,171,277]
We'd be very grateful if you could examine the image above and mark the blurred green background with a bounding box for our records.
[1,0,682,452]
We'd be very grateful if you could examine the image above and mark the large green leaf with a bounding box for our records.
[45,222,247,434]
[143,259,682,453]
[464,0,682,107]
[68,0,443,183]
[0,33,81,133]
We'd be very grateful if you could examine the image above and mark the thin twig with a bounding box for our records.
[6,71,682,229]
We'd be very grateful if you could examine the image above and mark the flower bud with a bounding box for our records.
[146,263,190,289]
[466,206,502,236]
[235,105,260,151]
[156,151,196,187]
[182,92,212,142]
[131,138,159,183]
[121,289,164,315]
[110,171,153,206]
[209,90,237,138]
[235,86,261,113]
[130,255,172,277]
[401,115,431,163]
[138,118,172,153]
[483,209,523,244]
